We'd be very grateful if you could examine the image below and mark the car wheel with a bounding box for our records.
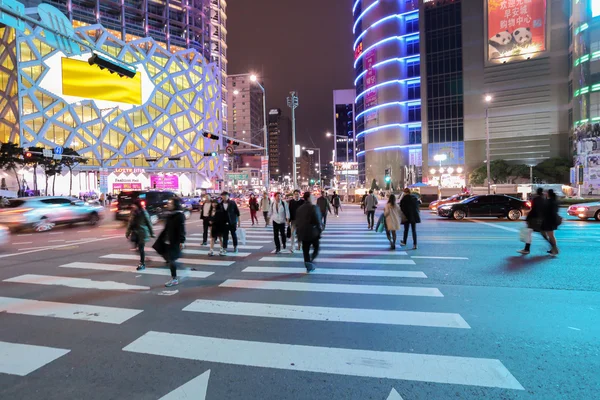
[453,210,466,220]
[88,212,100,225]
[595,210,600,221]
[34,217,55,232]
[150,214,159,225]
[508,209,522,221]
[183,210,191,220]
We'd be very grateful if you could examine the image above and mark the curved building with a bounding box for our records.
[353,0,421,188]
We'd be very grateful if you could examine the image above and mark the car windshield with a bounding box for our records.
[118,192,143,205]
[6,199,26,208]
[460,197,477,204]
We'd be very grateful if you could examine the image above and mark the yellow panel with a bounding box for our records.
[61,58,142,105]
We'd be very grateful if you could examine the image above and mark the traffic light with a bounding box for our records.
[88,52,137,78]
[203,152,218,157]
[24,151,32,159]
[310,178,315,184]
[384,168,391,183]
[203,132,219,140]
[226,139,240,146]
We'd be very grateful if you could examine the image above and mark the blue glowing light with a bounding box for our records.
[353,1,380,34]
[354,34,419,68]
[353,10,419,50]
[355,100,422,121]
[356,122,422,139]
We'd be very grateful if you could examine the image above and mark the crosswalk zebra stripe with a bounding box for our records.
[186,242,263,250]
[0,296,142,324]
[100,254,234,267]
[180,249,250,257]
[269,250,408,256]
[60,262,214,279]
[219,279,443,297]
[319,244,395,249]
[183,299,468,328]
[242,267,426,278]
[0,340,70,376]
[4,274,150,291]
[187,237,271,244]
[123,331,523,389]
[319,238,394,243]
[259,257,415,265]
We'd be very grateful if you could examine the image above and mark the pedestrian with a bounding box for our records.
[269,192,290,254]
[248,193,259,226]
[360,193,368,212]
[365,189,378,230]
[518,187,545,255]
[125,199,154,270]
[99,192,106,206]
[316,191,332,228]
[295,192,322,272]
[541,189,561,256]
[207,198,227,256]
[200,194,212,246]
[107,193,113,204]
[288,189,305,253]
[400,188,420,249]
[331,191,341,217]
[220,191,241,254]
[384,194,401,250]
[260,192,271,227]
[154,198,186,287]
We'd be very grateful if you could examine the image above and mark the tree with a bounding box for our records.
[469,165,487,185]
[43,159,62,196]
[469,160,531,185]
[22,146,45,192]
[61,148,88,196]
[370,178,379,191]
[0,142,24,194]
[533,157,571,183]
[507,164,531,183]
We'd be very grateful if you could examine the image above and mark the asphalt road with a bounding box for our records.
[0,204,598,400]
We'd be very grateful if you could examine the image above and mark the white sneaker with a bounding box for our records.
[219,248,227,256]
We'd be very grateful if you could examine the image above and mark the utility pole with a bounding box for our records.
[287,91,299,189]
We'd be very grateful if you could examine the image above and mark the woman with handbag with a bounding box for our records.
[126,199,154,271]
[518,187,545,255]
[541,189,561,256]
[248,193,259,226]
[154,198,186,287]
[383,194,401,250]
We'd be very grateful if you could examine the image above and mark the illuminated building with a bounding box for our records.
[333,89,356,163]
[353,0,421,188]
[267,109,292,179]
[209,0,228,135]
[226,74,264,153]
[0,5,223,195]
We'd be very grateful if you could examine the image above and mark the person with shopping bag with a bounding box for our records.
[517,187,545,255]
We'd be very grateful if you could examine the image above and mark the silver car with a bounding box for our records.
[0,197,104,232]
[567,202,600,221]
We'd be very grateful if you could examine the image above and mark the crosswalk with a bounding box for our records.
[0,210,524,397]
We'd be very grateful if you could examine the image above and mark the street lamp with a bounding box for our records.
[233,89,239,96]
[287,91,299,189]
[485,95,493,195]
[326,130,351,193]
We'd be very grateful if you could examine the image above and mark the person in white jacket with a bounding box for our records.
[268,192,290,253]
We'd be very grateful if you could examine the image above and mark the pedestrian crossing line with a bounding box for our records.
[0,296,142,324]
[3,274,151,291]
[219,279,442,297]
[123,331,523,390]
[242,267,427,278]
[259,257,415,265]
[187,237,271,244]
[185,242,264,250]
[0,340,70,376]
[319,238,395,243]
[60,262,214,279]
[319,244,395,249]
[182,299,467,328]
[269,250,408,256]
[411,256,469,260]
[100,254,234,267]
[181,249,251,257]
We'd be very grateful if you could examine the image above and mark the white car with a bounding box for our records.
[0,225,9,246]
[567,202,600,221]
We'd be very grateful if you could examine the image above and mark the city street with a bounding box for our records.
[0,205,598,400]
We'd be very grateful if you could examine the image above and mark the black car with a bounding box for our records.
[115,191,190,224]
[437,194,531,220]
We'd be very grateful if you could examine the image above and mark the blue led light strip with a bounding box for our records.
[356,122,422,138]
[354,56,420,86]
[357,144,421,157]
[354,34,419,68]
[352,0,361,14]
[355,78,420,102]
[353,11,419,51]
[355,100,421,121]
[353,1,380,34]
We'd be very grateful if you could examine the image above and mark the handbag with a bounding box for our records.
[556,215,563,226]
[237,228,247,245]
[152,234,167,256]
[375,214,386,233]
[519,227,533,243]
[286,225,291,239]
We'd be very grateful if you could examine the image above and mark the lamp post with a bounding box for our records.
[433,154,447,200]
[287,91,299,188]
[250,74,269,191]
[485,95,492,195]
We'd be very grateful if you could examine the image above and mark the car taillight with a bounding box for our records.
[140,200,146,208]
[0,208,33,214]
[525,201,531,208]
[110,207,118,212]
[576,206,588,211]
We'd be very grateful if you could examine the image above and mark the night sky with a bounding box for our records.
[227,0,355,162]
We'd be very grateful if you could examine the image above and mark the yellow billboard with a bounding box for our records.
[61,57,142,105]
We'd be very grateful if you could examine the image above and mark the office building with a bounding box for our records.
[209,0,228,135]
[267,109,292,179]
[353,0,421,189]
[226,74,264,152]
[333,89,356,163]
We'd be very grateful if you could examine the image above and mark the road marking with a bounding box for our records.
[102,234,118,237]
[567,326,581,331]
[48,232,64,235]
[60,262,214,279]
[0,236,122,259]
[269,249,408,256]
[411,256,469,260]
[0,341,70,376]
[243,266,426,278]
[181,249,250,257]
[387,388,404,400]
[17,234,33,237]
[0,296,142,324]
[48,239,65,243]
[259,257,415,265]
[470,220,520,233]
[187,243,263,250]
[220,279,442,297]
[77,230,91,233]
[123,331,523,390]
[160,370,210,399]
[319,244,393,249]
[4,274,150,291]
[100,254,234,267]
[12,241,32,245]
[320,238,395,243]
[187,237,270,244]
[183,300,467,328]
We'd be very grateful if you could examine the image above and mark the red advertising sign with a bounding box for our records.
[364,50,377,121]
[354,42,363,61]
[487,0,546,60]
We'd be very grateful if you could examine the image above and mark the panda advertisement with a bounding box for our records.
[487,0,546,61]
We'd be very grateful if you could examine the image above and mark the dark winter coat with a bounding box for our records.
[221,200,240,230]
[316,196,331,215]
[126,209,154,243]
[526,195,545,231]
[332,195,341,208]
[157,210,186,261]
[295,203,323,242]
[400,194,421,224]
[540,197,560,231]
[288,198,305,221]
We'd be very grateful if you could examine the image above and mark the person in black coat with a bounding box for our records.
[518,187,545,254]
[540,189,560,256]
[155,197,186,287]
[295,192,322,272]
[400,188,421,249]
[220,191,241,254]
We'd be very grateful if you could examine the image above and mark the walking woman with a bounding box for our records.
[400,188,421,249]
[125,199,154,270]
[248,193,259,226]
[541,189,561,256]
[384,194,401,250]
[208,198,227,256]
[260,192,271,227]
[155,198,186,287]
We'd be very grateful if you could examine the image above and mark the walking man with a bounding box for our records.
[155,198,186,287]
[541,189,561,256]
[331,191,341,217]
[207,198,226,256]
[220,191,241,254]
[288,189,305,253]
[518,187,545,255]
[400,188,420,249]
[260,192,271,227]
[200,194,212,246]
[365,189,378,230]
[269,192,289,254]
[125,198,154,270]
[316,191,332,228]
[296,192,322,272]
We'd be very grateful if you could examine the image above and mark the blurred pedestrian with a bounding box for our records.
[248,193,259,226]
[126,199,154,270]
[296,192,322,272]
[400,188,420,249]
[518,187,545,255]
[269,192,290,254]
[154,198,186,287]
[260,192,271,227]
[220,191,241,254]
[331,191,341,217]
[200,194,212,245]
[207,198,226,256]
[384,194,401,250]
[316,191,332,228]
[365,190,378,230]
[541,189,561,256]
[288,189,305,253]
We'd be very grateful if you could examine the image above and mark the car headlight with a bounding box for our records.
[440,205,451,210]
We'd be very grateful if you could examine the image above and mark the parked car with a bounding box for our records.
[429,193,472,212]
[567,202,600,221]
[182,196,201,211]
[115,191,191,224]
[0,197,104,232]
[437,194,531,220]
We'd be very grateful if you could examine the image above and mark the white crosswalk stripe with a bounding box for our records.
[60,262,214,279]
[185,242,263,250]
[242,266,427,278]
[0,341,70,376]
[259,256,415,265]
[269,249,408,256]
[4,274,150,291]
[100,253,234,266]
